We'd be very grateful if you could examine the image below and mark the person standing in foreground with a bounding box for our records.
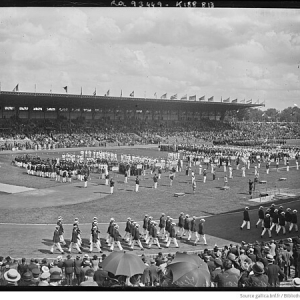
[135,176,139,192]
[240,207,251,230]
[110,178,115,194]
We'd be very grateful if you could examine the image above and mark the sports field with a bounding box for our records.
[0,145,300,258]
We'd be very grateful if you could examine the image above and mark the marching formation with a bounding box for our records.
[50,214,208,255]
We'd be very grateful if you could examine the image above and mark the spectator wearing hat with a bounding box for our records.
[49,271,63,286]
[91,255,99,272]
[110,224,123,252]
[213,259,239,287]
[261,214,272,238]
[17,258,28,277]
[176,212,184,237]
[240,207,250,230]
[281,245,293,280]
[166,223,179,248]
[27,258,38,273]
[293,278,300,289]
[2,269,20,287]
[38,272,50,286]
[68,224,82,254]
[57,216,66,246]
[194,219,207,246]
[148,259,160,286]
[31,268,40,285]
[269,240,276,257]
[90,225,102,254]
[74,255,83,286]
[276,212,286,235]
[155,252,164,267]
[265,254,284,287]
[226,253,241,277]
[63,254,75,286]
[93,263,109,287]
[50,225,65,255]
[210,259,223,285]
[158,213,166,237]
[242,262,268,288]
[141,259,151,286]
[131,224,144,250]
[256,206,265,228]
[289,210,298,233]
[80,268,98,286]
[49,260,62,275]
[40,258,48,271]
[148,222,161,249]
[19,271,35,287]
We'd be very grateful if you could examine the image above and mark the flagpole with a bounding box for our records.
[35,84,36,94]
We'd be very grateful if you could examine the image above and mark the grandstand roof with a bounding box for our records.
[0,91,264,112]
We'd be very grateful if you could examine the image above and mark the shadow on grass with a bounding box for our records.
[42,239,54,247]
[38,248,53,255]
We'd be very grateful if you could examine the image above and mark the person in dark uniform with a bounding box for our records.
[285,208,292,229]
[164,216,171,243]
[256,206,264,228]
[276,212,286,235]
[124,170,128,183]
[105,218,115,246]
[143,214,149,238]
[278,206,284,216]
[289,210,298,233]
[124,217,131,242]
[148,222,161,249]
[57,216,66,246]
[109,224,123,252]
[181,215,191,238]
[194,219,207,245]
[270,209,279,232]
[84,174,88,188]
[109,178,114,194]
[261,214,272,238]
[166,223,179,248]
[189,216,197,242]
[153,174,158,189]
[249,179,253,198]
[128,220,136,246]
[90,225,102,253]
[177,212,184,237]
[68,224,81,254]
[131,224,144,250]
[158,213,166,237]
[135,176,139,192]
[241,207,250,230]
[63,254,75,286]
[50,225,65,254]
[269,204,276,223]
[145,220,154,245]
[169,172,174,186]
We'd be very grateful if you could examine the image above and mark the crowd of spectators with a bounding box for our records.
[1,118,300,151]
[1,236,300,288]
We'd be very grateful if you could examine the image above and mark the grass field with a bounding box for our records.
[0,145,300,257]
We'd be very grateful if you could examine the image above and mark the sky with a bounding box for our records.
[0,8,299,111]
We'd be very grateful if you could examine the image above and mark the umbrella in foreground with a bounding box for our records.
[167,253,211,287]
[101,251,146,277]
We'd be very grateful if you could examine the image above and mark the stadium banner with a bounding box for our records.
[231,99,238,103]
[136,164,143,169]
[208,96,214,102]
[223,97,230,103]
[181,94,187,100]
[189,95,196,101]
[199,95,205,101]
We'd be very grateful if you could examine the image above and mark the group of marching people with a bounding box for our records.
[50,213,208,255]
[240,204,298,239]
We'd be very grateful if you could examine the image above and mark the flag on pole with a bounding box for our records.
[93,88,97,96]
[130,91,134,97]
[240,99,245,103]
[223,97,230,103]
[80,87,82,96]
[63,86,68,93]
[189,95,196,101]
[161,93,167,99]
[246,99,252,104]
[170,94,177,100]
[13,84,19,92]
[35,84,37,93]
[231,99,238,103]
[105,89,110,96]
[208,96,214,102]
[120,89,122,97]
[199,95,205,101]
[154,92,157,98]
[181,94,187,100]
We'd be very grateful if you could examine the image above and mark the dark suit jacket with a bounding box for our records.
[266,263,284,286]
[148,264,159,285]
[74,259,83,275]
[63,259,75,274]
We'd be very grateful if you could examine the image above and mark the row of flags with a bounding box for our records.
[9,84,260,104]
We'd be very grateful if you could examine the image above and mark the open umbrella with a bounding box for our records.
[101,251,146,277]
[167,253,211,287]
